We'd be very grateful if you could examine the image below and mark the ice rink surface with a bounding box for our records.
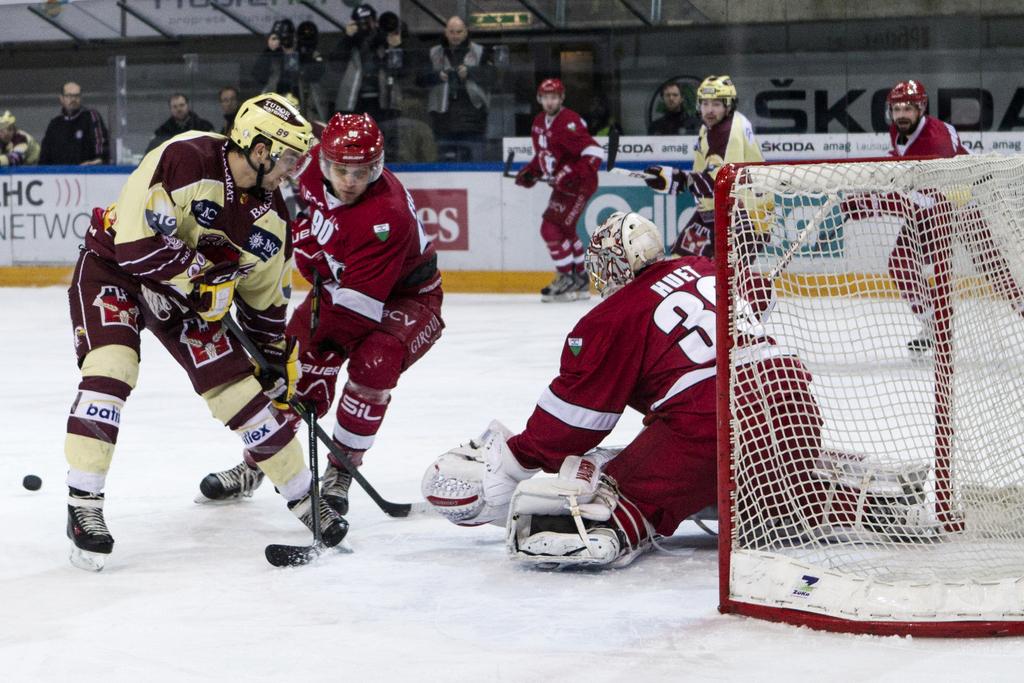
[3,288,1023,682]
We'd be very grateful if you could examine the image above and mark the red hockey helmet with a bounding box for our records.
[887,80,928,112]
[537,78,565,99]
[320,112,384,182]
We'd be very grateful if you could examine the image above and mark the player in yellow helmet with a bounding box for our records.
[61,93,348,571]
[0,110,40,166]
[645,75,763,257]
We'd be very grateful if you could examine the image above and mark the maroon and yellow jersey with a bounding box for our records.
[85,132,293,351]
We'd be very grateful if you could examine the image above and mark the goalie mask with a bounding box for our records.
[585,212,664,297]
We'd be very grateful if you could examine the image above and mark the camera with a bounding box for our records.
[270,19,295,50]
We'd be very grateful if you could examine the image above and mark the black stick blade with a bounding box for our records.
[503,150,516,178]
[265,542,328,567]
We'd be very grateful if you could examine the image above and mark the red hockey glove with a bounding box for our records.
[515,166,541,188]
[554,163,583,193]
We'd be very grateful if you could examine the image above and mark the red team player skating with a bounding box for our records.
[63,94,349,571]
[515,78,604,302]
[199,113,444,517]
[838,79,1024,354]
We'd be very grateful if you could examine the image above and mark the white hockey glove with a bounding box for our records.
[421,420,539,527]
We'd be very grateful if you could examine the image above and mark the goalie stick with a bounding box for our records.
[221,314,433,521]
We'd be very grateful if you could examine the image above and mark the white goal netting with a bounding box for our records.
[723,155,1024,624]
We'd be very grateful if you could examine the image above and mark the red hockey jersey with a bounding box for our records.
[524,107,603,181]
[889,115,967,158]
[292,148,441,346]
[508,257,719,467]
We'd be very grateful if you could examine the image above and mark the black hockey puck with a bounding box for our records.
[23,474,42,491]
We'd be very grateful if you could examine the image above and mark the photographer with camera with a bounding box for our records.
[330,4,406,122]
[296,20,328,121]
[253,19,301,99]
[419,16,494,162]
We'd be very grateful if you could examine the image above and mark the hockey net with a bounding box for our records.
[716,155,1024,636]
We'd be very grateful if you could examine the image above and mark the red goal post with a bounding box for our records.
[714,155,1024,637]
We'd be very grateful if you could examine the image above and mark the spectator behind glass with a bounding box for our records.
[295,20,328,121]
[145,93,215,153]
[254,19,302,99]
[330,3,406,121]
[0,110,41,167]
[39,81,109,165]
[419,16,494,162]
[648,81,699,136]
[218,86,240,136]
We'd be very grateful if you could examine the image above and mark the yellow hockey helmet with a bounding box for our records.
[230,93,313,159]
[0,110,15,129]
[697,75,737,110]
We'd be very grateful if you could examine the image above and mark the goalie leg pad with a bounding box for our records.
[506,455,654,569]
[807,450,934,540]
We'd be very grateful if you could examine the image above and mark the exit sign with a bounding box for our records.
[470,12,532,30]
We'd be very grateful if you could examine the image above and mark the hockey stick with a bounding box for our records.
[502,150,516,178]
[766,193,843,281]
[221,314,432,519]
[606,127,619,171]
[609,167,656,181]
[265,405,336,566]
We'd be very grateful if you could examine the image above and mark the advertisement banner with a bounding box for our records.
[0,172,124,265]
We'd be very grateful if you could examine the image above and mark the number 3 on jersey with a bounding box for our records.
[653,276,716,364]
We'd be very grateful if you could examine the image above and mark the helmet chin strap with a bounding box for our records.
[245,148,275,196]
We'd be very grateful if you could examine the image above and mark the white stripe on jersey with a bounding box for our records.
[649,366,716,412]
[537,387,620,432]
[581,144,605,159]
[323,282,384,322]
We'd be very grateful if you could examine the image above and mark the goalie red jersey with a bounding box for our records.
[508,256,720,533]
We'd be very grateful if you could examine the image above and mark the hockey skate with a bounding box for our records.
[321,463,353,516]
[196,461,265,503]
[540,272,578,303]
[572,271,591,300]
[287,492,349,548]
[67,487,114,572]
[907,319,935,355]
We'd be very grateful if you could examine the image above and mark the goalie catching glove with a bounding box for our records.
[421,420,539,526]
[253,337,301,410]
[189,258,253,322]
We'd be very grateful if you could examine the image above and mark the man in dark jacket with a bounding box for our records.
[39,81,109,165]
[218,86,240,136]
[648,81,699,136]
[419,16,494,161]
[145,93,215,153]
